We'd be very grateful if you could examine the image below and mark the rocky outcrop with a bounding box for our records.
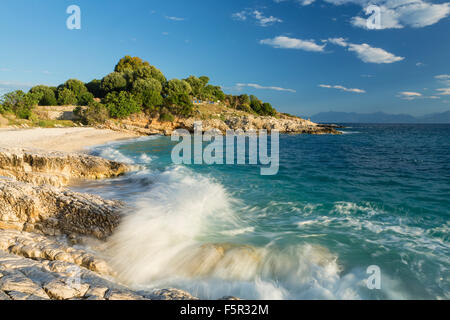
[0,179,121,240]
[0,229,197,300]
[0,147,129,187]
[99,113,342,136]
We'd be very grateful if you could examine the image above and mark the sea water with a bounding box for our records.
[74,124,450,300]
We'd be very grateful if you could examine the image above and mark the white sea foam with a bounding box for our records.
[104,166,369,299]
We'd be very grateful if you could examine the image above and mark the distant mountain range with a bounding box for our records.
[309,111,450,124]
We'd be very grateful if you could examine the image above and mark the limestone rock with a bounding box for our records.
[0,147,129,187]
[0,179,121,239]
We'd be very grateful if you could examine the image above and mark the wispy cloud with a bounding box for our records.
[260,36,326,52]
[236,83,296,93]
[232,9,282,27]
[327,38,404,64]
[398,91,422,100]
[165,16,185,21]
[436,88,450,95]
[319,84,366,93]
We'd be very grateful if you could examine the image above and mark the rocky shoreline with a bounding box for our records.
[0,117,340,300]
[0,147,199,300]
[98,113,342,136]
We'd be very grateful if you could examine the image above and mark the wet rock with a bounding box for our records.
[0,179,121,239]
[0,147,130,187]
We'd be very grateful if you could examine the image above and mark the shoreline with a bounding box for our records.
[0,127,140,153]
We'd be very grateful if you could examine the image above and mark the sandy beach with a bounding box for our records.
[0,127,140,153]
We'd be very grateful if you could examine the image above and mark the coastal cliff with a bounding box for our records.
[99,112,341,136]
[0,147,199,300]
[0,147,129,187]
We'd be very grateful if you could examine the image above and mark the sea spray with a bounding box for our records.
[104,165,358,299]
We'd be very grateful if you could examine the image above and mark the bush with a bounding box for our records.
[164,79,192,97]
[115,56,150,72]
[164,93,193,117]
[29,85,57,106]
[86,79,103,98]
[159,109,175,122]
[77,91,94,106]
[202,85,225,101]
[132,78,162,95]
[76,101,110,125]
[261,102,276,116]
[104,91,141,119]
[0,90,41,119]
[101,72,127,94]
[61,79,88,98]
[57,88,77,105]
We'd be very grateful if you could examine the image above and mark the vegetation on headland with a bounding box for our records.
[0,56,278,126]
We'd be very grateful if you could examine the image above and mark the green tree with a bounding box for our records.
[184,76,204,98]
[250,95,262,114]
[75,101,109,125]
[77,91,95,106]
[131,78,162,95]
[115,55,150,72]
[29,85,57,106]
[1,90,41,119]
[202,85,225,101]
[261,102,276,116]
[57,88,77,105]
[133,65,166,85]
[239,94,250,105]
[104,91,141,119]
[62,79,88,98]
[163,93,194,117]
[86,79,103,98]
[101,72,127,93]
[164,79,192,97]
[199,76,210,87]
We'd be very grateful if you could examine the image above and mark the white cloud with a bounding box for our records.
[398,91,422,99]
[232,9,282,26]
[347,43,404,64]
[165,16,185,21]
[435,74,450,86]
[436,88,450,95]
[237,83,296,92]
[416,62,425,67]
[319,84,366,93]
[260,36,326,52]
[327,37,348,47]
[326,38,404,63]
[324,0,450,29]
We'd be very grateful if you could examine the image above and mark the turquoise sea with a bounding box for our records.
[75,124,450,300]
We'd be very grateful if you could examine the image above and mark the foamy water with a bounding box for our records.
[76,124,450,300]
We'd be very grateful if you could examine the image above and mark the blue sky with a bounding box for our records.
[0,0,449,116]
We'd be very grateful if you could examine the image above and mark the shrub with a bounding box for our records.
[76,101,110,125]
[159,109,175,122]
[164,93,194,117]
[77,91,95,106]
[57,88,77,105]
[104,91,141,119]
[86,79,103,98]
[0,90,41,119]
[101,72,127,93]
[132,78,162,95]
[29,85,57,106]
[164,79,192,97]
[115,56,150,72]
[62,79,88,98]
